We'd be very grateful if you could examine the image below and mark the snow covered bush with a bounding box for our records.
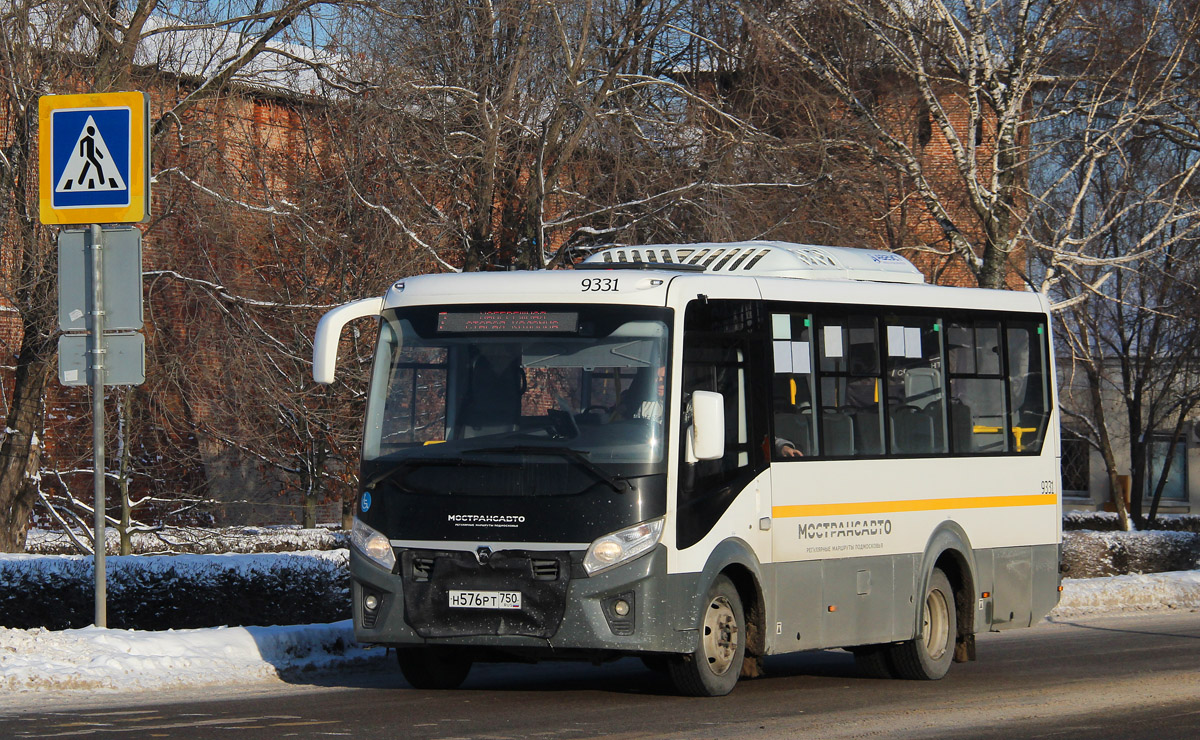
[1062,531,1200,578]
[23,526,349,556]
[0,551,349,630]
[1064,512,1200,533]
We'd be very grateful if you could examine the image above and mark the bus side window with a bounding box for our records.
[817,314,883,456]
[884,316,946,455]
[947,321,1008,454]
[770,312,815,459]
[1006,322,1049,453]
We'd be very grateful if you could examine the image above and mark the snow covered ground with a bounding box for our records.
[1,570,1198,702]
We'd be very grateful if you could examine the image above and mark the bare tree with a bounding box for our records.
[0,0,364,551]
[348,0,846,271]
[737,0,1200,527]
[152,94,429,528]
[738,1,1197,286]
[1037,0,1200,528]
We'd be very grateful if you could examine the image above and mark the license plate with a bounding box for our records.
[448,589,522,610]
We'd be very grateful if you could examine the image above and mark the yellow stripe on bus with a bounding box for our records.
[772,494,1055,519]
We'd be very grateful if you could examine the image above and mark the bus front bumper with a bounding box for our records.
[350,544,697,656]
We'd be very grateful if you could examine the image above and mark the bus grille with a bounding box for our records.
[531,558,560,581]
[412,555,556,582]
[411,557,434,581]
[399,549,572,639]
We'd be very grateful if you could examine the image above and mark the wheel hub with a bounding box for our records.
[923,588,950,660]
[702,595,740,676]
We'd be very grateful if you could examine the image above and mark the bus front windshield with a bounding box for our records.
[362,304,671,497]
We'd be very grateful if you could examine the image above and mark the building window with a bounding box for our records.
[1060,431,1090,497]
[1146,434,1188,501]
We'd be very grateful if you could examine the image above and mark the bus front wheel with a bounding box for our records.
[889,567,956,680]
[668,575,745,697]
[396,647,473,690]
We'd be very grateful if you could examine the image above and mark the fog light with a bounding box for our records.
[364,594,380,611]
[602,591,636,636]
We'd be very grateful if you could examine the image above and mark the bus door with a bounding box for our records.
[672,290,773,571]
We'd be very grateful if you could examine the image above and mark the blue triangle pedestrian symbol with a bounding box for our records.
[54,115,128,193]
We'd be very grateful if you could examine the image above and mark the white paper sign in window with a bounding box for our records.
[823,326,844,358]
[792,341,811,374]
[773,340,792,373]
[904,327,922,359]
[772,314,791,340]
[887,325,906,357]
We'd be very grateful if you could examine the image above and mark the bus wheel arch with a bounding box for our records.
[668,573,746,695]
[917,525,979,666]
[932,548,977,663]
[720,562,767,678]
[674,541,767,693]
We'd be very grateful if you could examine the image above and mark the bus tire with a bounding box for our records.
[396,647,473,690]
[667,575,745,697]
[889,567,956,680]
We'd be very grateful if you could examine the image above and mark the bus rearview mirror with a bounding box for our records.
[313,297,383,383]
[690,390,725,461]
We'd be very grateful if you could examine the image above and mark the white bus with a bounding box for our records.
[313,241,1061,696]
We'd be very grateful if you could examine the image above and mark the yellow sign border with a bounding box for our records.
[38,92,150,225]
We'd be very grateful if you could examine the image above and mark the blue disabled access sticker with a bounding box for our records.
[360,492,372,513]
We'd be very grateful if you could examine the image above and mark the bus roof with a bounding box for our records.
[379,243,1048,316]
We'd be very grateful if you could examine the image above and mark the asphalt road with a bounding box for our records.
[4,611,1199,740]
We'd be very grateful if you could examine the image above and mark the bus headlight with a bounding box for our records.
[351,517,396,571]
[583,518,664,576]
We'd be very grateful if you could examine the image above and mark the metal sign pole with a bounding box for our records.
[89,223,107,628]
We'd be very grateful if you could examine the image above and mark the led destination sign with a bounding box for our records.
[437,311,579,333]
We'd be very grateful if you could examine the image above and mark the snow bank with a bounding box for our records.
[0,620,384,694]
[1052,570,1200,617]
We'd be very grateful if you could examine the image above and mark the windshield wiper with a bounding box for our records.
[466,445,631,493]
[364,455,489,491]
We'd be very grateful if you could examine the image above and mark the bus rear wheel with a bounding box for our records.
[889,567,956,680]
[668,575,745,697]
[396,647,473,690]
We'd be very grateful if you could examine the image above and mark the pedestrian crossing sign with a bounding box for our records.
[39,92,150,225]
